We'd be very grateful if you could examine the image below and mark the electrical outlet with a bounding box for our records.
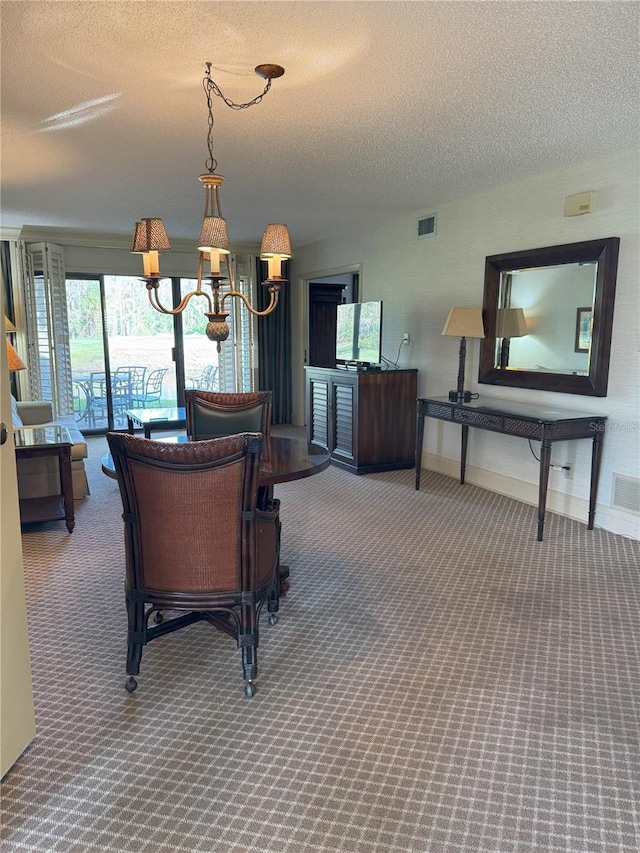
[403,332,410,344]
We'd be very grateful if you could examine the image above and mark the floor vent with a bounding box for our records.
[417,214,437,238]
[612,473,640,513]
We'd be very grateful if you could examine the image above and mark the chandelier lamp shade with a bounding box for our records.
[441,307,485,403]
[131,61,291,349]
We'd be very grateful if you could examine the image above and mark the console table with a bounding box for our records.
[415,397,606,541]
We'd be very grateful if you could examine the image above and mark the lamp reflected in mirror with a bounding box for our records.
[496,307,528,370]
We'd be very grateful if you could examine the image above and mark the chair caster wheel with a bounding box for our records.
[244,681,256,698]
[268,613,278,626]
[125,676,138,693]
[153,611,164,624]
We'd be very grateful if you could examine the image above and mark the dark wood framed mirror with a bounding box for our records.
[478,237,619,396]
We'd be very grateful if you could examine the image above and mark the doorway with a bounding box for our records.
[307,272,358,368]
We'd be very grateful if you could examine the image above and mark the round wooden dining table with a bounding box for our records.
[101,434,331,486]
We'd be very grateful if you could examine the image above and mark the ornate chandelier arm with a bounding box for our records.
[221,287,280,317]
[146,280,213,315]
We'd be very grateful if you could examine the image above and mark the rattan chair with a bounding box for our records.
[107,431,280,697]
[184,390,272,440]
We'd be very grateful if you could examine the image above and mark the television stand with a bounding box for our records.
[305,367,417,474]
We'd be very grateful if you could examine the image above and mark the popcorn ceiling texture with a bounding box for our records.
[1,1,639,246]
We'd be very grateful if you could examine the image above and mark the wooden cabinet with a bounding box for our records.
[305,367,418,474]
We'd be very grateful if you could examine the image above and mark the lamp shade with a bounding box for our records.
[5,314,16,332]
[130,218,171,252]
[7,340,26,371]
[260,224,292,259]
[497,308,528,338]
[441,307,485,339]
[198,216,231,254]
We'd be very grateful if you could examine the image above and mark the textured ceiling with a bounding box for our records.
[1,1,638,250]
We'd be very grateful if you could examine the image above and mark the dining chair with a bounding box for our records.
[184,390,272,440]
[107,431,280,697]
[186,364,220,392]
[131,366,168,408]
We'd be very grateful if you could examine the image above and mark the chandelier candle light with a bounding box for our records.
[131,61,291,350]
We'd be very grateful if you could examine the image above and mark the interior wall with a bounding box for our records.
[292,149,640,538]
[0,285,36,777]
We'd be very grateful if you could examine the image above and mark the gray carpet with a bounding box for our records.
[2,434,640,852]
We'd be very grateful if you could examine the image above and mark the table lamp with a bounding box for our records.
[7,340,26,372]
[441,307,485,403]
[496,308,528,370]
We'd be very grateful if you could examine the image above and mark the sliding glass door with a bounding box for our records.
[67,275,175,431]
[66,260,259,432]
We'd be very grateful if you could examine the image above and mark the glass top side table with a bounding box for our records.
[14,425,75,532]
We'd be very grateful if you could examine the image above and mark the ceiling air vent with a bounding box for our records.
[417,214,437,238]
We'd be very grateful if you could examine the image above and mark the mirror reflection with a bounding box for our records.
[496,262,597,375]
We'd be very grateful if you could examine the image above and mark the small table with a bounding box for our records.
[126,407,186,438]
[14,426,75,532]
[415,397,606,542]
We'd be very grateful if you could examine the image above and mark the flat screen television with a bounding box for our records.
[335,301,383,367]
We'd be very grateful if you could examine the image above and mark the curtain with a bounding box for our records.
[257,258,291,424]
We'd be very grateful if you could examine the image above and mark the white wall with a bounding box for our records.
[292,149,640,538]
[1,289,36,777]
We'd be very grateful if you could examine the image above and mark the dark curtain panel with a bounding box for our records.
[257,258,291,424]
[1,241,15,321]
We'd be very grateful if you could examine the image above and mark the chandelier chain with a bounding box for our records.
[202,62,273,174]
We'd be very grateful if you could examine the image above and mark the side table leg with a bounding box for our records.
[537,439,552,542]
[59,447,75,533]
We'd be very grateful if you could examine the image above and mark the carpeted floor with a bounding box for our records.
[2,434,640,852]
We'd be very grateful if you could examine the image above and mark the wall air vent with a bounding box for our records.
[417,214,437,238]
[612,473,640,513]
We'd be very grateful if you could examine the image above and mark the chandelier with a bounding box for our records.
[131,62,291,350]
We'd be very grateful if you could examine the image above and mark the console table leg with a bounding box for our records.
[588,430,604,530]
[460,424,469,485]
[537,439,552,542]
[415,411,425,490]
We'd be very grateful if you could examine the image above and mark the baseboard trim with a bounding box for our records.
[421,452,639,540]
